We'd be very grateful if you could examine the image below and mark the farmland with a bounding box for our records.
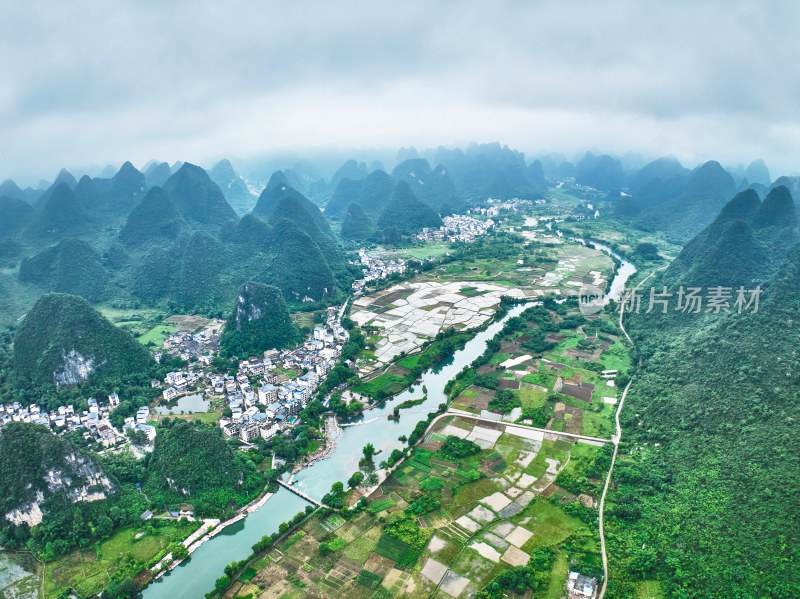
[219,414,610,599]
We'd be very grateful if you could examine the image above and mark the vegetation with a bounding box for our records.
[475,546,556,598]
[489,388,521,412]
[13,293,154,398]
[438,435,481,460]
[144,419,265,517]
[377,181,443,235]
[605,210,800,596]
[220,282,302,356]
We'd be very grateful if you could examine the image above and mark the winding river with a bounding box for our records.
[143,246,635,598]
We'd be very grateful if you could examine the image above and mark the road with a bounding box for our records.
[424,409,615,445]
[598,266,666,599]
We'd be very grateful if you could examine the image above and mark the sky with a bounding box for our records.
[2,0,799,185]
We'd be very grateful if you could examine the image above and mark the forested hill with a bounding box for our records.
[144,420,265,516]
[628,160,737,242]
[13,293,154,398]
[0,422,115,527]
[660,185,798,290]
[606,201,800,596]
[220,281,302,356]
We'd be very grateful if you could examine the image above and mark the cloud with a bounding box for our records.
[2,0,799,184]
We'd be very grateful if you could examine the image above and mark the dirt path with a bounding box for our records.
[598,266,666,599]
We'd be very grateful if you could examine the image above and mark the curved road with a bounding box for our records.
[597,266,666,599]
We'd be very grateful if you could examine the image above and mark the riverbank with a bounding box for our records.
[291,415,342,474]
[149,484,276,581]
[141,302,559,599]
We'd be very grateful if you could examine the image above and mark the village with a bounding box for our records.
[414,213,495,243]
[0,254,404,453]
[351,249,408,293]
[213,305,348,443]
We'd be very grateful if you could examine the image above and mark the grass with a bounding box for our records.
[137,324,177,347]
[290,311,315,330]
[46,522,199,598]
[522,371,555,388]
[526,441,570,478]
[276,366,300,379]
[599,339,632,372]
[545,550,569,599]
[343,532,378,562]
[581,404,615,438]
[396,353,422,370]
[519,499,585,551]
[519,386,547,410]
[635,580,666,599]
[489,352,511,364]
[562,442,603,479]
[353,373,409,398]
[367,498,396,514]
[391,242,451,261]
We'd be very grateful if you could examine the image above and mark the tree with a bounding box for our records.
[126,428,149,446]
[105,578,141,599]
[347,471,364,489]
[215,575,231,592]
[359,442,377,471]
[172,544,189,560]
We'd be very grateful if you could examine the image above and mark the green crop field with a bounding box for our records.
[137,324,178,346]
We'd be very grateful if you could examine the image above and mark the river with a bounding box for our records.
[143,247,636,598]
[142,302,533,599]
[586,241,637,304]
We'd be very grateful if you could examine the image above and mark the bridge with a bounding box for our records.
[276,480,326,508]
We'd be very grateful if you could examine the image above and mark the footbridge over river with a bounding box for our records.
[276,480,326,507]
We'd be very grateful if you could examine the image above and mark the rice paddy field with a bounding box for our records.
[221,411,611,599]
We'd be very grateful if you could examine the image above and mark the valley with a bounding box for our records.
[0,148,797,599]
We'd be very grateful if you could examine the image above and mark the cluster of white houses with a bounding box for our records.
[0,393,153,449]
[154,325,221,363]
[415,214,496,243]
[216,312,349,443]
[3,308,348,451]
[470,197,534,217]
[351,249,407,292]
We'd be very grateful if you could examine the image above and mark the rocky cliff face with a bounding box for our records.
[5,455,114,526]
[53,349,105,387]
[0,423,117,527]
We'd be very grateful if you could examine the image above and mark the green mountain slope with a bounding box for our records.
[612,242,800,598]
[635,161,736,241]
[662,187,797,290]
[0,422,116,525]
[19,238,110,302]
[220,282,302,356]
[377,181,443,234]
[0,196,35,239]
[144,420,264,515]
[341,202,375,241]
[175,231,224,313]
[163,163,237,228]
[391,159,458,212]
[24,183,93,242]
[120,186,187,246]
[209,159,254,215]
[13,293,153,393]
[268,217,335,301]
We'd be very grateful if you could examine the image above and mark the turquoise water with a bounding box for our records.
[143,303,532,598]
